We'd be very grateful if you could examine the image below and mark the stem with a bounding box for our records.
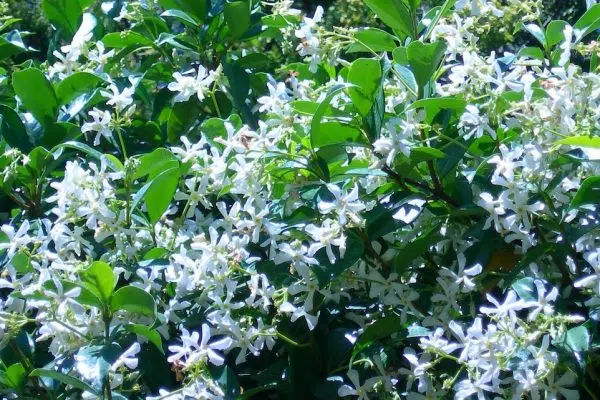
[276,332,311,347]
[210,88,222,118]
[116,126,128,160]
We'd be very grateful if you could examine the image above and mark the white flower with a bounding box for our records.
[82,108,112,146]
[318,184,365,225]
[459,105,496,140]
[167,325,232,367]
[168,66,216,103]
[101,84,134,112]
[338,369,379,399]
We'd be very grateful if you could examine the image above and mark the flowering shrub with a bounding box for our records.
[1,0,600,398]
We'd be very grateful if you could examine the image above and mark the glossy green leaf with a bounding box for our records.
[311,121,367,148]
[364,0,415,39]
[546,20,569,48]
[80,261,115,304]
[125,324,164,354]
[574,4,600,41]
[516,22,546,48]
[30,368,99,395]
[4,363,26,390]
[102,31,154,49]
[42,0,88,36]
[56,72,104,105]
[110,286,157,318]
[12,68,59,126]
[555,135,600,149]
[354,316,403,353]
[144,166,180,223]
[394,225,441,272]
[570,176,600,209]
[0,104,33,152]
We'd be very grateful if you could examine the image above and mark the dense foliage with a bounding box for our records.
[1,0,600,399]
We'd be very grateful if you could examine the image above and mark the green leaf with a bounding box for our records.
[555,135,600,149]
[224,1,251,39]
[80,261,114,304]
[516,22,546,48]
[12,68,59,126]
[134,148,179,180]
[346,28,398,53]
[124,324,164,354]
[518,47,545,60]
[394,225,441,272]
[310,83,349,148]
[574,4,600,41]
[409,96,466,113]
[554,325,590,353]
[546,20,569,48]
[42,0,88,36]
[354,316,403,353]
[364,0,415,39]
[348,58,382,117]
[423,0,456,40]
[4,363,26,390]
[511,277,537,302]
[110,286,156,318]
[30,368,99,395]
[144,166,180,223]
[312,231,364,286]
[406,40,446,95]
[56,72,104,105]
[311,121,367,148]
[161,9,200,26]
[0,104,33,152]
[158,0,208,22]
[393,64,418,97]
[166,98,202,143]
[102,31,154,49]
[0,30,28,60]
[410,147,445,163]
[53,141,122,172]
[570,176,600,209]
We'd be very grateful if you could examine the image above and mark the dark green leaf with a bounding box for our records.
[102,31,154,49]
[394,225,441,272]
[0,104,32,152]
[124,324,164,354]
[224,1,252,39]
[570,176,600,209]
[312,231,364,286]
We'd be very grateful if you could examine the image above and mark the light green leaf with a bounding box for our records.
[80,261,115,304]
[346,28,398,53]
[410,147,445,163]
[364,0,415,39]
[406,40,446,95]
[4,363,26,389]
[110,286,157,318]
[102,31,154,49]
[555,135,600,149]
[546,20,569,48]
[348,58,382,117]
[311,121,367,148]
[574,4,600,41]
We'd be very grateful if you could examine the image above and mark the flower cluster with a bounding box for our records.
[0,0,599,399]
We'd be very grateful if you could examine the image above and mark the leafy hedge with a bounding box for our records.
[0,0,600,399]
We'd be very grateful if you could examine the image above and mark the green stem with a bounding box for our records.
[276,332,311,347]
